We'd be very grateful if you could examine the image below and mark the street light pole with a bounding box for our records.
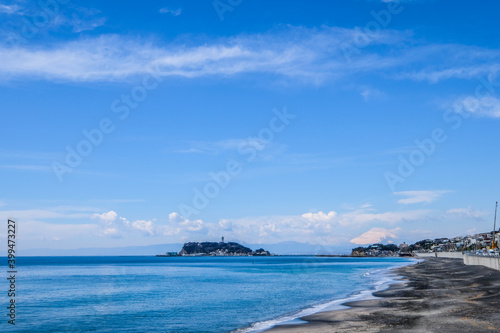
[493,201,498,250]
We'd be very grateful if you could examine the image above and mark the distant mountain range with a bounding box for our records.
[20,241,352,256]
[21,243,184,256]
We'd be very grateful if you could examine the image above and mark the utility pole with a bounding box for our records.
[493,202,498,249]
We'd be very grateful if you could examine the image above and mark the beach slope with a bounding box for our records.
[265,258,500,332]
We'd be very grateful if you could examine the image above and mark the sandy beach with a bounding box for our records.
[265,258,500,332]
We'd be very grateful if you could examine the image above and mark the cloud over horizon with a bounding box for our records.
[0,201,491,252]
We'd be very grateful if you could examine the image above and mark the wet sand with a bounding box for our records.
[265,258,500,332]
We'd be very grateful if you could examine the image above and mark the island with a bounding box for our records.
[177,241,271,256]
[351,243,401,257]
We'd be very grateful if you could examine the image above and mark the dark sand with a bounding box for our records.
[265,258,500,332]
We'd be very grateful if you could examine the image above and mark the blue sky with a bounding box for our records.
[1,0,500,252]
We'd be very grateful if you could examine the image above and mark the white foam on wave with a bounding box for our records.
[233,260,416,333]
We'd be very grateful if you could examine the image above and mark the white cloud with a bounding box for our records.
[338,209,428,226]
[159,7,182,16]
[394,190,450,204]
[191,207,426,244]
[174,138,268,154]
[0,24,497,85]
[394,43,500,83]
[360,87,383,101]
[168,212,205,233]
[132,220,156,236]
[209,214,339,244]
[350,227,401,245]
[400,64,500,83]
[91,210,118,222]
[180,218,204,232]
[69,16,107,33]
[302,211,337,222]
[445,206,486,219]
[90,210,158,237]
[218,219,233,231]
[0,26,497,85]
[51,7,107,33]
[0,4,21,15]
[168,212,184,223]
[0,27,406,83]
[0,204,488,249]
[452,96,500,118]
[101,227,120,237]
[59,210,207,239]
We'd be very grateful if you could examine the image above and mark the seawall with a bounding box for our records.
[415,252,500,271]
[463,255,500,271]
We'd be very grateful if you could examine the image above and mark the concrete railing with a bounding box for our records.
[415,252,463,259]
[414,252,437,258]
[436,252,463,259]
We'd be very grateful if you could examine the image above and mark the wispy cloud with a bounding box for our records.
[394,190,451,204]
[0,149,60,160]
[0,150,61,173]
[360,86,383,101]
[394,44,500,83]
[173,138,268,154]
[338,208,429,226]
[0,164,52,172]
[89,199,146,204]
[400,63,500,83]
[68,15,107,33]
[0,27,454,83]
[0,4,21,15]
[52,7,107,33]
[0,24,498,84]
[452,96,500,118]
[445,206,486,219]
[0,208,91,220]
[159,7,182,16]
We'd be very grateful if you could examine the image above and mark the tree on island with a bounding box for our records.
[351,243,400,256]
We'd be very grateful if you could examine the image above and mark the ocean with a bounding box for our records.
[2,256,414,332]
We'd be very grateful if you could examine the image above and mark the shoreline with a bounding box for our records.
[239,259,414,333]
[263,258,500,332]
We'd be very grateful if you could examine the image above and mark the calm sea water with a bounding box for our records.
[2,256,413,332]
